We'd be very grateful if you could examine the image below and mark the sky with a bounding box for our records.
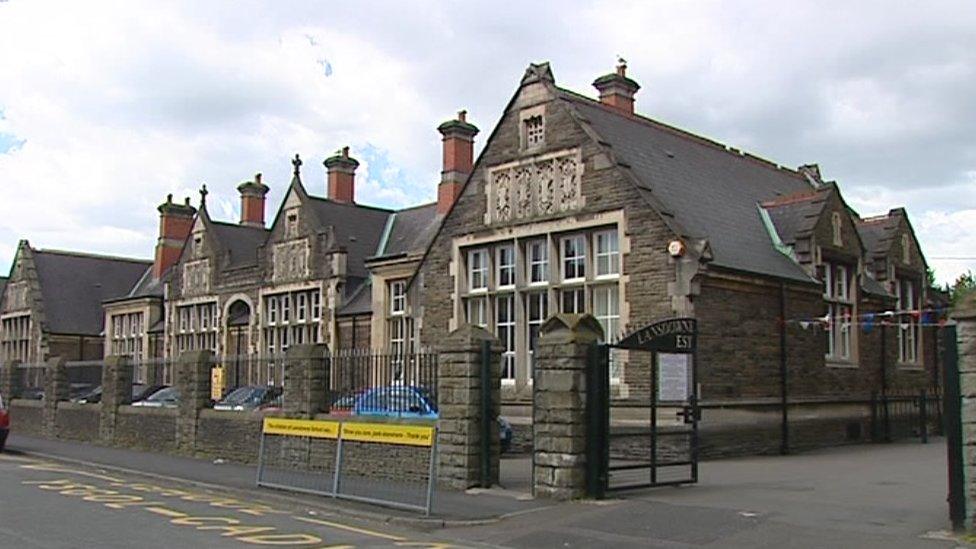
[0,0,973,285]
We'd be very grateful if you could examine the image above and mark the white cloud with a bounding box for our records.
[0,0,973,286]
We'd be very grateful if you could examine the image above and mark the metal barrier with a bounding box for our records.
[256,417,438,515]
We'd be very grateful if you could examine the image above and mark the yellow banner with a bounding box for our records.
[262,418,339,439]
[340,422,435,447]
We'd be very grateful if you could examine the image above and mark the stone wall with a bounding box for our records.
[194,410,264,464]
[115,406,177,452]
[55,402,100,442]
[9,400,44,436]
[953,299,976,531]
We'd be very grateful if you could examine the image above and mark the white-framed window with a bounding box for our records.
[466,296,488,328]
[0,314,32,364]
[595,230,620,278]
[390,316,406,358]
[390,280,407,315]
[528,239,549,285]
[897,277,920,364]
[497,245,516,289]
[174,302,218,353]
[296,293,307,321]
[178,307,189,333]
[468,249,489,292]
[311,290,321,320]
[267,296,278,325]
[527,291,548,375]
[281,294,291,323]
[562,235,586,282]
[560,287,586,314]
[824,262,853,361]
[524,115,545,148]
[496,294,516,382]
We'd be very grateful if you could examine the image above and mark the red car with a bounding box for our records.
[0,391,9,452]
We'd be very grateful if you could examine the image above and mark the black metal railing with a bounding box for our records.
[870,388,942,443]
[328,349,438,416]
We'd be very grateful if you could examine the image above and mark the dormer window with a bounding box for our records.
[193,235,204,256]
[524,115,545,148]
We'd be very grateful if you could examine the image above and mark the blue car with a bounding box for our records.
[353,386,438,418]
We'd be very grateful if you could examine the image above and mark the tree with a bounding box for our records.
[950,270,976,308]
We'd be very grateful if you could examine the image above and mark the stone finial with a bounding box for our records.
[539,313,605,344]
[199,183,208,206]
[292,153,303,177]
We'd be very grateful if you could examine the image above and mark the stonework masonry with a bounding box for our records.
[953,297,976,531]
[436,324,502,489]
[532,314,603,500]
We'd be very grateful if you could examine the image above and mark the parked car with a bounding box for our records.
[499,417,513,454]
[132,386,180,408]
[0,391,9,452]
[213,386,281,411]
[330,390,367,415]
[73,383,167,405]
[353,385,438,418]
[19,387,44,401]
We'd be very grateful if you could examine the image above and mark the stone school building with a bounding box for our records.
[0,62,942,437]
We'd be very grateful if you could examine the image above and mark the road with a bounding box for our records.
[0,451,471,548]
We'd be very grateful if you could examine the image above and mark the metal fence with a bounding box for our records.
[256,418,438,515]
[64,360,102,401]
[871,388,942,443]
[329,349,438,415]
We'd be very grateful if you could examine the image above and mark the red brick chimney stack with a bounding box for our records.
[323,146,359,204]
[237,172,270,227]
[593,59,641,115]
[153,194,196,279]
[437,110,479,215]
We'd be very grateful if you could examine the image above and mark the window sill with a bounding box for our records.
[826,360,859,369]
[897,363,925,371]
[594,274,620,282]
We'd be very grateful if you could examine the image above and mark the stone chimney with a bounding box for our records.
[237,173,270,227]
[323,147,359,203]
[437,110,479,215]
[592,60,641,115]
[153,194,196,279]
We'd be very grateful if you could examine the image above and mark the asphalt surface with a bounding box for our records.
[0,451,476,548]
[2,433,968,548]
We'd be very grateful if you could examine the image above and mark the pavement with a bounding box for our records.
[4,433,971,548]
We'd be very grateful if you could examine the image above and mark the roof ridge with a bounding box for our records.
[34,248,152,265]
[210,220,270,232]
[557,86,805,180]
[306,195,395,214]
[761,188,828,208]
[395,201,437,213]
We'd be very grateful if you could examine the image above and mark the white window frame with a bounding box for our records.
[560,286,586,314]
[528,239,549,285]
[496,245,516,289]
[526,291,548,376]
[390,280,407,315]
[466,296,488,328]
[468,249,489,293]
[296,293,307,322]
[595,230,620,279]
[897,278,920,364]
[824,262,853,362]
[496,294,516,383]
[561,235,586,283]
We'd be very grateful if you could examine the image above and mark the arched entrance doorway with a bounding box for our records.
[225,299,252,391]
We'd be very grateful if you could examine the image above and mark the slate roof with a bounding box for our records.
[210,221,269,269]
[761,188,831,245]
[104,265,168,303]
[32,249,151,335]
[375,202,440,259]
[338,278,372,316]
[306,197,392,278]
[559,89,817,283]
[856,214,899,260]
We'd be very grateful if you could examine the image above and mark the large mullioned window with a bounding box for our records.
[175,302,219,354]
[461,226,622,383]
[262,288,322,356]
[823,262,853,361]
[897,277,920,364]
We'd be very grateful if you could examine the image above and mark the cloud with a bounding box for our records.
[0,0,973,285]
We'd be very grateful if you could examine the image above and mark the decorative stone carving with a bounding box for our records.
[183,260,211,296]
[3,282,28,311]
[485,148,583,225]
[273,239,310,282]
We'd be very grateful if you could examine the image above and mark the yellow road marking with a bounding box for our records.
[0,453,41,463]
[20,463,124,482]
[292,516,406,541]
[145,506,188,518]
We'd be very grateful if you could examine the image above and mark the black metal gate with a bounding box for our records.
[587,318,700,497]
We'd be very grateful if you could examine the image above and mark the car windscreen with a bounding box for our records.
[147,387,179,401]
[219,387,265,406]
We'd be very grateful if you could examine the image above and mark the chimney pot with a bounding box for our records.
[154,194,197,278]
[324,146,359,203]
[238,172,270,227]
[437,110,479,215]
[593,61,641,115]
